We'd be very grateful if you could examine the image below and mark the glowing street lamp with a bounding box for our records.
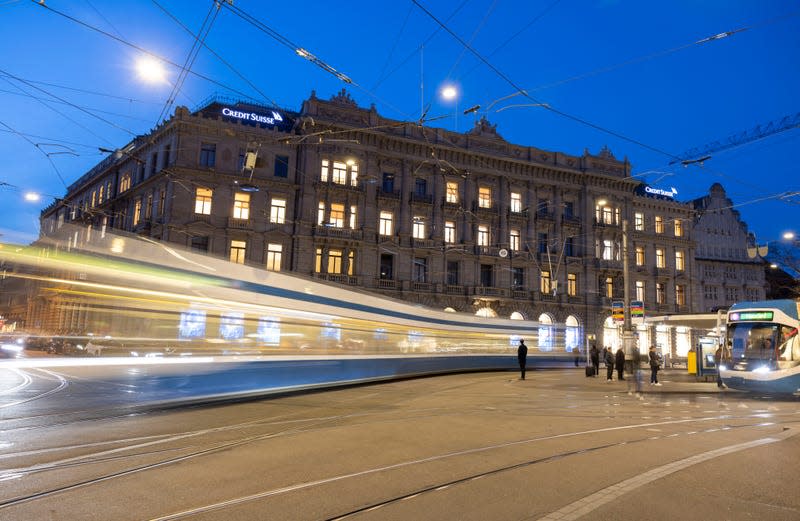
[440,84,459,131]
[135,56,168,84]
[24,192,40,202]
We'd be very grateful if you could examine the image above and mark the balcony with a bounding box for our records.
[376,279,399,290]
[227,217,252,229]
[474,286,508,297]
[412,281,433,292]
[315,273,359,286]
[314,226,363,240]
[315,179,362,193]
[593,218,620,228]
[411,238,435,249]
[538,292,558,302]
[474,245,502,256]
[410,192,433,204]
[446,285,466,295]
[511,289,531,300]
[377,189,401,200]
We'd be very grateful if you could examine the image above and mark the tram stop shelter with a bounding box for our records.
[643,312,726,379]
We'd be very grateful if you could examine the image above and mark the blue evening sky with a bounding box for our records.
[0,0,797,246]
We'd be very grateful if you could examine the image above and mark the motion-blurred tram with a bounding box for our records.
[722,299,800,394]
[1,228,569,364]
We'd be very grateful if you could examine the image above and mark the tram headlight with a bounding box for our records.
[718,364,727,371]
[753,365,771,374]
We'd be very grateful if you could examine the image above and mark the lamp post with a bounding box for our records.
[621,218,637,375]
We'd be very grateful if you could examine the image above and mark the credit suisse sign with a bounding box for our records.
[222,106,284,125]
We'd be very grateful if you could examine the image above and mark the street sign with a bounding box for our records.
[631,300,645,325]
[612,301,624,323]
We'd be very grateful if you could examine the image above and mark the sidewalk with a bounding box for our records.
[573,365,726,394]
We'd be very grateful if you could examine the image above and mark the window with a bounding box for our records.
[330,161,346,184]
[315,247,322,273]
[270,198,286,224]
[195,188,212,215]
[379,211,394,236]
[317,202,325,225]
[446,181,459,203]
[510,192,522,212]
[602,206,613,224]
[238,148,246,172]
[413,257,428,283]
[349,205,357,229]
[656,282,665,304]
[655,215,664,234]
[412,216,426,239]
[150,151,158,176]
[445,220,456,244]
[676,285,686,306]
[349,162,358,187]
[634,212,644,231]
[509,229,520,251]
[133,198,142,226]
[190,236,208,252]
[144,193,153,220]
[478,187,492,208]
[480,264,493,287]
[540,270,551,294]
[675,250,685,271]
[563,201,574,219]
[274,155,289,178]
[414,178,427,196]
[348,251,355,276]
[119,173,131,193]
[655,248,665,268]
[91,190,96,207]
[382,172,395,193]
[636,280,645,301]
[199,143,216,167]
[266,243,282,271]
[674,218,683,237]
[605,277,614,298]
[567,273,577,296]
[163,145,171,167]
[230,240,246,264]
[158,189,165,216]
[602,239,613,260]
[233,192,250,219]
[328,249,343,274]
[447,261,460,285]
[512,267,524,290]
[380,254,393,279]
[564,236,576,257]
[98,185,105,204]
[539,233,549,254]
[321,159,330,182]
[477,225,490,246]
[328,203,345,228]
[635,246,645,266]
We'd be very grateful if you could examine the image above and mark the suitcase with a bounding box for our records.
[585,365,595,377]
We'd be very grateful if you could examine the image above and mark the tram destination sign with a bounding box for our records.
[729,311,773,322]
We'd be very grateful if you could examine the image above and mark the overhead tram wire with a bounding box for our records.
[0,74,162,105]
[151,0,280,109]
[0,119,68,189]
[0,88,152,124]
[30,1,272,107]
[371,3,414,91]
[155,1,220,124]
[410,0,682,163]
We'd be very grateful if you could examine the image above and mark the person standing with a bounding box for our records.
[517,339,528,380]
[604,346,615,381]
[714,344,725,388]
[615,346,626,381]
[649,346,661,386]
[589,343,600,377]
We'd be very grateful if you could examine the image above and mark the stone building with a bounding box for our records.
[38,90,705,354]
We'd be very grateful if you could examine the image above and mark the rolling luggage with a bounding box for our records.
[585,365,595,377]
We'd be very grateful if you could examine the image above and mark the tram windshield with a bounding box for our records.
[728,322,798,363]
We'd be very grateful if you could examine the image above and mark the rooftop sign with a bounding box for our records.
[644,186,677,198]
[221,106,284,126]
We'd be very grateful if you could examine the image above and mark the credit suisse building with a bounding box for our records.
[41,90,710,355]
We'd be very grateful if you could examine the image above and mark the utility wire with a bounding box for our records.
[410,0,681,162]
[0,73,162,104]
[30,0,271,106]
[151,0,280,108]
[0,118,68,188]
[0,87,152,123]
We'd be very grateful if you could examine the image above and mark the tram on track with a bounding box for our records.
[722,299,800,394]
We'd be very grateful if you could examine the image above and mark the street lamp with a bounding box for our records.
[440,84,459,131]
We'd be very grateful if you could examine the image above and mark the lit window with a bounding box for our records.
[446,182,459,203]
[349,205,357,229]
[329,203,345,228]
[636,280,645,301]
[230,240,246,264]
[379,211,393,236]
[676,285,686,306]
[675,250,685,271]
[315,247,322,272]
[199,143,216,167]
[133,199,142,226]
[540,270,551,294]
[567,273,577,296]
[270,198,286,224]
[321,159,329,182]
[605,277,614,298]
[349,163,358,187]
[145,193,152,220]
[195,188,212,215]
[478,187,492,208]
[655,215,664,234]
[445,221,456,244]
[98,185,105,204]
[656,282,665,304]
[328,249,343,274]
[602,206,613,225]
[317,202,325,225]
[233,192,250,219]
[91,190,97,207]
[477,225,490,246]
[266,243,282,271]
[510,229,520,251]
[635,246,645,266]
[348,251,355,276]
[332,161,347,184]
[634,212,644,231]
[412,216,425,239]
[510,192,522,213]
[656,248,665,268]
[674,219,683,237]
[119,173,131,193]
[602,239,613,260]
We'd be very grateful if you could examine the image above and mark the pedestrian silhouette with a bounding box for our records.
[517,339,528,380]
[615,347,626,381]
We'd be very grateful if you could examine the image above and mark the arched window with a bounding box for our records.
[603,316,621,352]
[538,313,554,351]
[565,315,581,352]
[443,307,457,313]
[476,307,497,318]
[510,311,525,320]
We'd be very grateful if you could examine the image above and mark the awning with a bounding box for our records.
[643,312,725,331]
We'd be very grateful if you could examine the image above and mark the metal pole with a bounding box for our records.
[622,219,631,331]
